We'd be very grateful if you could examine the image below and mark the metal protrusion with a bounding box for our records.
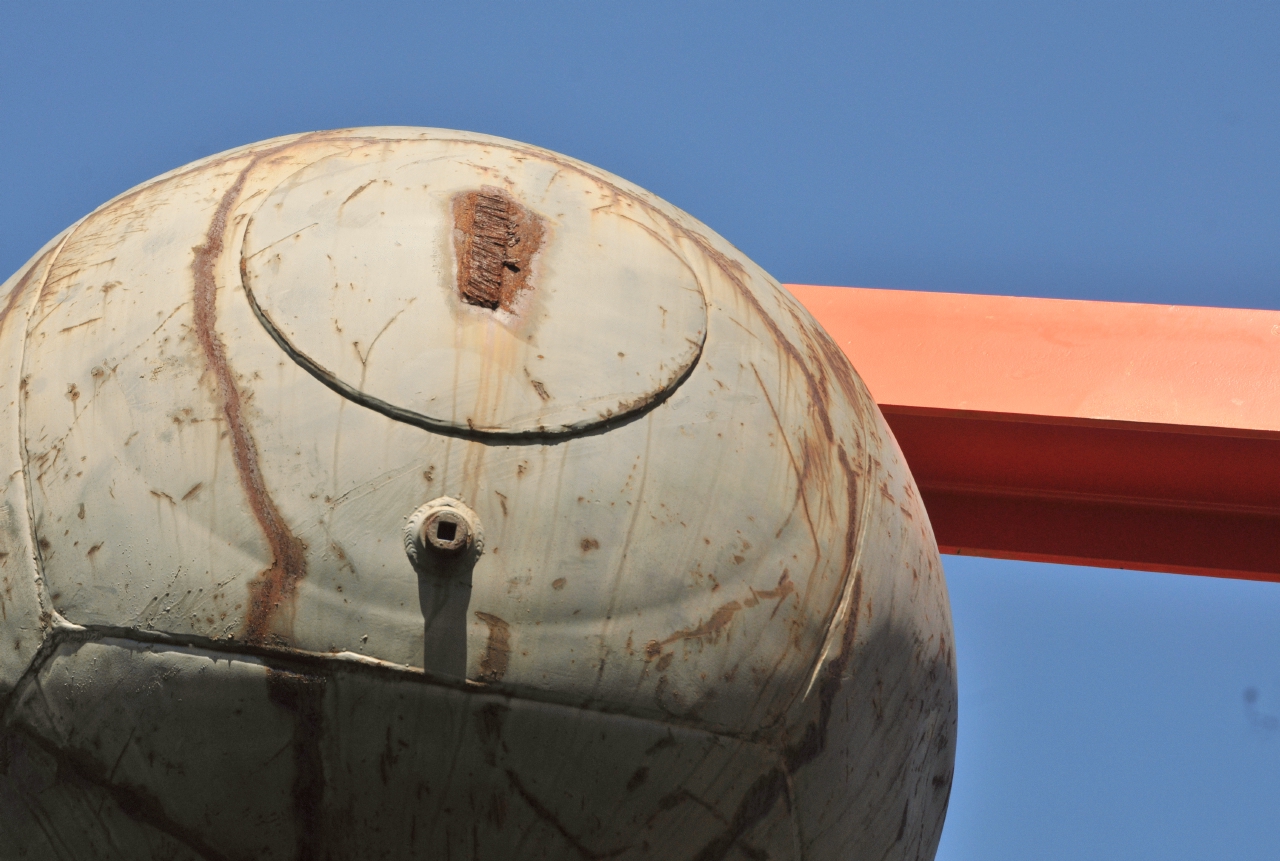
[423,509,469,553]
[405,497,483,572]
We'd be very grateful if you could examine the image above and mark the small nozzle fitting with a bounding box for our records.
[405,497,482,572]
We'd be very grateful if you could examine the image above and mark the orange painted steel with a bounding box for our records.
[786,284,1280,582]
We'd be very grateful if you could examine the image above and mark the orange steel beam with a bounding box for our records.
[786,284,1280,582]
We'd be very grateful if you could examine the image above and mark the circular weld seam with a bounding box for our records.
[237,155,708,441]
[240,262,706,443]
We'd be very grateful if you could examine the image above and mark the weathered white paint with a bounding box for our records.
[0,229,71,702]
[0,128,956,861]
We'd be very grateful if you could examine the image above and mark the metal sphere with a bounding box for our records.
[0,128,956,860]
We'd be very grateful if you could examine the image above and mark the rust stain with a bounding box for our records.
[742,571,796,619]
[657,601,743,652]
[4,730,233,861]
[340,179,375,207]
[644,572,798,663]
[625,766,649,792]
[689,768,790,861]
[580,538,600,552]
[784,559,864,776]
[57,316,102,334]
[551,577,567,590]
[504,768,621,860]
[191,148,310,645]
[452,186,544,311]
[475,702,507,745]
[474,611,511,682]
[265,669,327,860]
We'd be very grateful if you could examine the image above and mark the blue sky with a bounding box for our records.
[4,3,1280,857]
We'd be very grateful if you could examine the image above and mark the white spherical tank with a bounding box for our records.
[0,129,956,860]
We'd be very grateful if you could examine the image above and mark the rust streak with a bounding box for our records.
[784,462,864,775]
[690,455,863,861]
[340,179,375,207]
[657,601,743,651]
[743,571,797,619]
[504,768,623,860]
[4,729,236,861]
[57,316,102,334]
[647,572,801,661]
[474,611,511,682]
[191,148,309,645]
[265,669,327,861]
[689,768,790,861]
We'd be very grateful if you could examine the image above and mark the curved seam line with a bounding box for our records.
[17,226,82,620]
[36,621,777,748]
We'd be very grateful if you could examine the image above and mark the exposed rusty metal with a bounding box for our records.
[452,187,544,311]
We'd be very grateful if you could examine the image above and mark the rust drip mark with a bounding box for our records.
[452,187,543,311]
[191,151,309,645]
[504,768,623,860]
[266,669,327,861]
[474,611,511,682]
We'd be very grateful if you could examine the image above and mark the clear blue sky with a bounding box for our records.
[5,3,1279,858]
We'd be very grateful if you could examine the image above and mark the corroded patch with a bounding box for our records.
[452,187,543,312]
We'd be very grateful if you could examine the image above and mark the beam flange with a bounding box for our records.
[787,284,1280,581]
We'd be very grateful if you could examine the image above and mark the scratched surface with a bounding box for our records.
[0,232,69,702]
[1,128,956,860]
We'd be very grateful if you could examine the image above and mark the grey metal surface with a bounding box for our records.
[0,128,956,860]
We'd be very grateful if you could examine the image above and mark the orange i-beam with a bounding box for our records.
[787,284,1280,583]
